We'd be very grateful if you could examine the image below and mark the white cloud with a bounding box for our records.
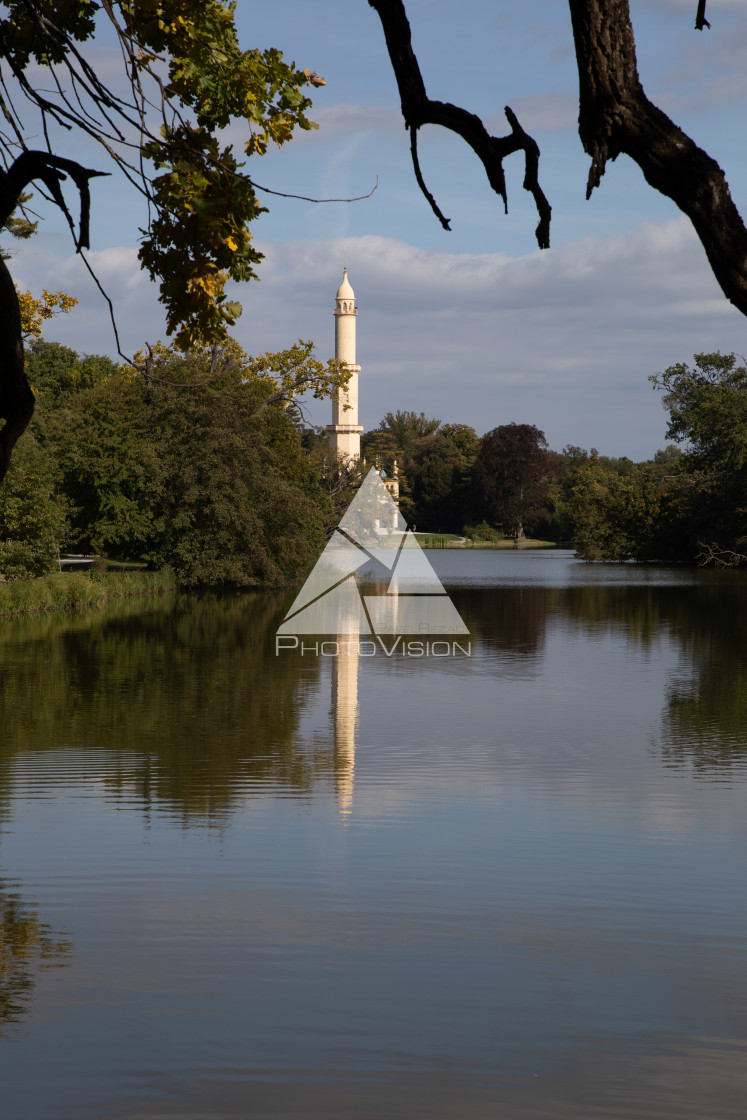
[11,218,746,461]
[638,6,747,111]
[12,239,165,361]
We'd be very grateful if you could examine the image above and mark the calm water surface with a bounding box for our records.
[1,550,747,1119]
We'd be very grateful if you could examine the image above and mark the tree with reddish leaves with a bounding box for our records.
[472,424,560,540]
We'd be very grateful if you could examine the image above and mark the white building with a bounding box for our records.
[326,265,363,463]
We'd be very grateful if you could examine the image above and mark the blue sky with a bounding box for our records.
[9,0,747,458]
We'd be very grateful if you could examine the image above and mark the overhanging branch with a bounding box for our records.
[251,177,379,204]
[368,0,551,249]
[0,152,109,482]
[695,1,710,31]
[568,0,747,317]
[0,151,109,250]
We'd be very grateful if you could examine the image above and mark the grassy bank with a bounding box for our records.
[417,534,560,549]
[463,538,559,549]
[0,569,177,617]
[414,533,464,547]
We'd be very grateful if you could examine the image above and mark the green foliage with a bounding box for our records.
[465,521,504,543]
[3,335,344,587]
[650,353,747,470]
[50,343,335,585]
[439,422,481,463]
[654,444,683,465]
[556,427,714,565]
[142,373,327,587]
[0,569,176,616]
[650,352,747,563]
[362,413,479,531]
[51,372,165,558]
[559,454,673,561]
[25,340,119,399]
[301,432,362,533]
[377,410,441,448]
[407,430,472,530]
[651,352,747,555]
[0,1,325,347]
[0,428,67,579]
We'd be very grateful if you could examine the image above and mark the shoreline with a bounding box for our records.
[0,569,177,618]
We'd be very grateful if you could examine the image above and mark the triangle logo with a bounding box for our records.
[277,468,469,636]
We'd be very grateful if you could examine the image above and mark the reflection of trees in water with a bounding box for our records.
[656,585,747,774]
[459,579,747,774]
[0,882,72,1034]
[2,576,745,822]
[558,581,747,773]
[456,587,555,660]
[0,591,327,824]
[557,585,676,649]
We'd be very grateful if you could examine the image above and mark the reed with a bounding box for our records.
[0,570,176,617]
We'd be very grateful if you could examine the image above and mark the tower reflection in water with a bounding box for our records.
[330,642,359,818]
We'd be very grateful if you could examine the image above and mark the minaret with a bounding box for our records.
[327,264,363,463]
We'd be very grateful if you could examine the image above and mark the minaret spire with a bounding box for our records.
[327,265,363,463]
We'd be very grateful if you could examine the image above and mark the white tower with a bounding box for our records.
[327,265,363,463]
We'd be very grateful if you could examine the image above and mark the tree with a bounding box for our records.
[0,1,326,482]
[407,426,479,531]
[439,423,481,466]
[654,445,684,466]
[472,423,559,539]
[0,424,68,579]
[25,340,121,400]
[377,410,441,449]
[368,0,747,316]
[50,342,340,584]
[6,1,746,500]
[361,412,478,530]
[650,352,747,564]
[558,452,677,562]
[16,289,78,340]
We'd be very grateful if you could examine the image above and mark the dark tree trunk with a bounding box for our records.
[0,152,104,483]
[568,0,747,317]
[0,255,33,484]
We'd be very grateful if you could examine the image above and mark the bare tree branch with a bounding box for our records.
[409,128,450,230]
[367,0,551,249]
[0,151,108,249]
[695,1,710,31]
[251,177,379,204]
[696,542,747,568]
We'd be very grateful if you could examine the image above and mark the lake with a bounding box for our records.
[1,550,746,1119]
